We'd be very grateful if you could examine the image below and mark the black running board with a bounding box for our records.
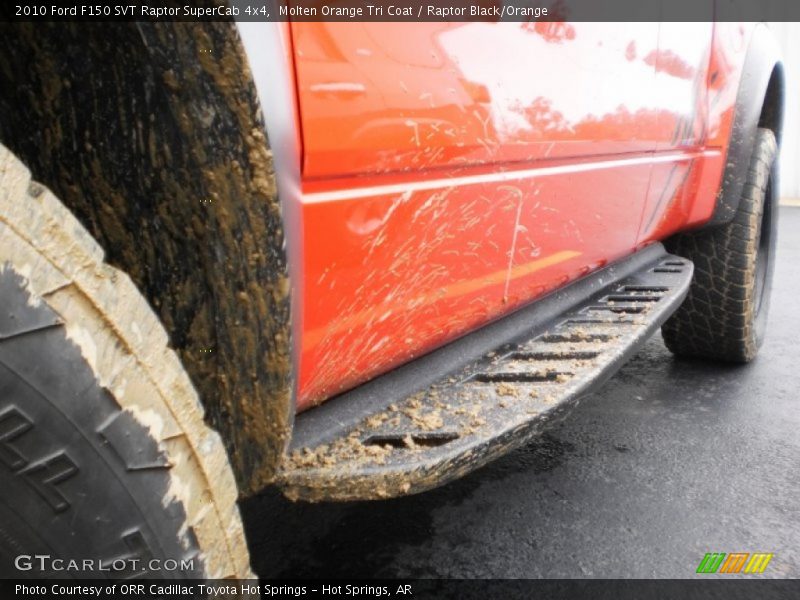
[277,245,693,501]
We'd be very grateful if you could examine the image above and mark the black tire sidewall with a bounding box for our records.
[0,268,202,580]
[752,140,779,348]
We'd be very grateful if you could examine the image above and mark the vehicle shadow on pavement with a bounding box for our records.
[240,430,575,578]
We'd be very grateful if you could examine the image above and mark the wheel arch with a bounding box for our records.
[0,22,294,497]
[757,62,785,146]
[708,24,784,227]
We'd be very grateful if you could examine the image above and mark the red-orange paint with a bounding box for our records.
[279,22,748,410]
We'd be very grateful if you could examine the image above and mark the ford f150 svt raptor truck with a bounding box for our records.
[0,15,783,579]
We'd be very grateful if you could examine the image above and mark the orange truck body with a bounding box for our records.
[278,21,751,411]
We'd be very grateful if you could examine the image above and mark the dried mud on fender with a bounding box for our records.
[0,22,293,495]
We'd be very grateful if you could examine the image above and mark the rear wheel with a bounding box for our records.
[661,128,778,362]
[0,145,252,578]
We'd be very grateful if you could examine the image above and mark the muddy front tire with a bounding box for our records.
[661,128,779,362]
[0,145,252,578]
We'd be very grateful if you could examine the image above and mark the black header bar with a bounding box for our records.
[3,0,800,23]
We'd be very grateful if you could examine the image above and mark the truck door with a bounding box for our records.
[291,21,665,408]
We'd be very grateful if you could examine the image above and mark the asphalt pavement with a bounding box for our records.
[241,207,800,579]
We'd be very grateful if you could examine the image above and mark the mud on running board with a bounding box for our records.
[277,245,693,501]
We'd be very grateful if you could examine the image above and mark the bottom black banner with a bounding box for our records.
[2,579,800,600]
